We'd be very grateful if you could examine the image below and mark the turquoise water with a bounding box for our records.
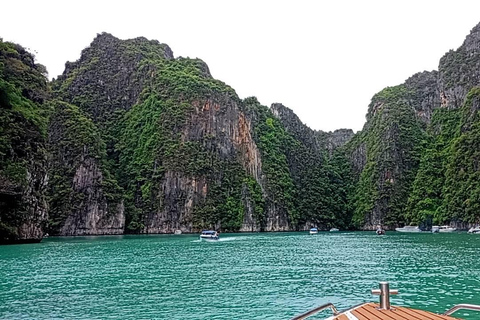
[1,232,480,319]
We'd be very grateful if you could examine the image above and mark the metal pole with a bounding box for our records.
[379,282,390,310]
[372,282,398,309]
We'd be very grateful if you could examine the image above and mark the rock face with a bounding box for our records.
[54,32,174,124]
[6,21,480,239]
[316,129,355,156]
[346,22,480,229]
[271,103,323,151]
[54,34,269,234]
[60,156,125,235]
[438,23,480,110]
[141,94,265,233]
[0,40,49,243]
[404,71,440,124]
[47,102,124,236]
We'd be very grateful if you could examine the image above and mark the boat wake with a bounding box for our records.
[193,237,237,243]
[217,237,236,242]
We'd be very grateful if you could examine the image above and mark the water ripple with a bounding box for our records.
[1,232,480,319]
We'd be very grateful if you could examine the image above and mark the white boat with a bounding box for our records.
[329,228,339,232]
[200,230,219,240]
[431,226,440,233]
[309,228,318,235]
[468,226,480,234]
[395,226,422,233]
[438,225,456,233]
[174,230,182,235]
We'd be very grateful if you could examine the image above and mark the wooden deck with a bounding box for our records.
[329,303,460,320]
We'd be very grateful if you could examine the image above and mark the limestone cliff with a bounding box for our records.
[347,22,480,229]
[438,23,480,110]
[47,101,124,235]
[54,34,267,234]
[7,20,480,238]
[0,40,49,243]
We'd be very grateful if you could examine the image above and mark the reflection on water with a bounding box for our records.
[1,232,480,319]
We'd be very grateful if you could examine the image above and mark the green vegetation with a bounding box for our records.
[441,88,480,224]
[351,85,425,228]
[115,50,248,232]
[47,100,122,233]
[5,28,480,239]
[244,97,353,229]
[0,40,49,241]
[244,97,297,226]
[406,107,461,225]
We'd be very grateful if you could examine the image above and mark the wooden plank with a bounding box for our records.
[362,304,407,320]
[395,306,460,320]
[352,305,391,320]
[333,302,461,320]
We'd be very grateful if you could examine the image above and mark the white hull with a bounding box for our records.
[200,235,218,239]
[468,227,480,234]
[200,230,219,240]
[395,226,421,233]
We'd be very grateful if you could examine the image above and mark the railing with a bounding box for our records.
[290,302,339,320]
[443,304,480,316]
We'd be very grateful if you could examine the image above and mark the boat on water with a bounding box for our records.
[329,228,339,232]
[291,281,480,320]
[375,228,385,235]
[432,225,440,233]
[395,226,422,233]
[200,230,219,240]
[468,226,480,234]
[309,228,318,235]
[439,225,456,232]
[174,230,182,235]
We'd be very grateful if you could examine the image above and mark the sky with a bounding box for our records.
[2,0,480,132]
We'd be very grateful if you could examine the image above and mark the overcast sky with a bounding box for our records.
[2,0,480,132]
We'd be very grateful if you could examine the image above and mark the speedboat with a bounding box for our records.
[329,228,339,232]
[200,230,219,240]
[309,228,318,235]
[439,225,456,232]
[431,226,440,233]
[395,226,421,232]
[468,226,480,234]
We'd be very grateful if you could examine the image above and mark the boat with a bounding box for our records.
[375,228,385,235]
[174,230,182,235]
[395,226,422,232]
[439,225,456,232]
[468,226,480,234]
[200,230,219,240]
[291,281,480,320]
[309,228,318,235]
[329,228,339,232]
[432,225,440,233]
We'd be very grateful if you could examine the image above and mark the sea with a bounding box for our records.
[1,231,480,319]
